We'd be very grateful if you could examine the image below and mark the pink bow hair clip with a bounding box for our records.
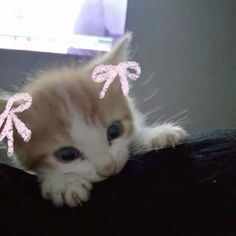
[92,61,141,99]
[0,93,32,157]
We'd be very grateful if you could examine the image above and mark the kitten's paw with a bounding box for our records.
[150,124,187,150]
[41,173,92,207]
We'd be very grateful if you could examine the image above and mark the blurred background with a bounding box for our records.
[0,0,235,162]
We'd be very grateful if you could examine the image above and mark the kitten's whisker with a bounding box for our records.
[166,115,189,126]
[147,115,167,127]
[160,109,189,126]
[154,115,166,124]
[130,44,140,59]
[142,90,159,103]
[131,148,158,154]
[140,73,155,87]
[135,73,155,93]
[165,110,188,123]
[129,144,148,155]
[174,116,189,125]
[143,106,163,119]
[130,143,159,154]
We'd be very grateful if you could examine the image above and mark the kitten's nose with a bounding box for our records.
[100,163,116,177]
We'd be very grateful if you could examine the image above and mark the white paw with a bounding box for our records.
[40,173,92,207]
[149,124,187,150]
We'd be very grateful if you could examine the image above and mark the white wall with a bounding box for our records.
[126,0,236,133]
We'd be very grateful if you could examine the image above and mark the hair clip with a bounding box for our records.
[0,93,32,157]
[92,61,141,99]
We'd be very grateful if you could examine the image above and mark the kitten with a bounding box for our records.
[0,33,186,207]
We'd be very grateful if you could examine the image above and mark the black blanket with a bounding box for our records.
[0,129,235,236]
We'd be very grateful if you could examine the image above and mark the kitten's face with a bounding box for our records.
[11,34,135,182]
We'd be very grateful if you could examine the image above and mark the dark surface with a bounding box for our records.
[0,129,235,236]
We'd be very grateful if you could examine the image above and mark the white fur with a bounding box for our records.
[40,172,92,207]
[39,95,186,207]
[33,34,187,207]
[39,91,132,206]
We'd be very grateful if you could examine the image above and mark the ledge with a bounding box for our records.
[0,129,235,236]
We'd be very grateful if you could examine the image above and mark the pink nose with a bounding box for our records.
[100,163,116,177]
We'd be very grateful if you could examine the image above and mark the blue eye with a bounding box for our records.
[54,146,82,162]
[107,121,123,142]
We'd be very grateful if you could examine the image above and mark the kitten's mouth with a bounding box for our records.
[95,169,119,180]
[96,165,124,179]
[93,159,127,181]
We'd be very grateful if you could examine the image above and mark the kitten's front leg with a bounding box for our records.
[133,123,187,151]
[39,172,92,207]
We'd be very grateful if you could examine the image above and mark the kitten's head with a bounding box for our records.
[0,33,136,182]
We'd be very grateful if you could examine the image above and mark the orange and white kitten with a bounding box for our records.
[0,33,186,207]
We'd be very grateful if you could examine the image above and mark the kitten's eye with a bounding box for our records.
[107,121,123,142]
[54,146,82,162]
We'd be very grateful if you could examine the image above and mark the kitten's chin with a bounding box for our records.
[114,164,127,176]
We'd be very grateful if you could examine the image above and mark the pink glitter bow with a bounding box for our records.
[0,93,32,157]
[92,61,141,98]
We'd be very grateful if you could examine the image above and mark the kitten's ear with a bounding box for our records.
[90,32,132,67]
[86,33,133,99]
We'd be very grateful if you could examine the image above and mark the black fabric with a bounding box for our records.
[0,129,235,236]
